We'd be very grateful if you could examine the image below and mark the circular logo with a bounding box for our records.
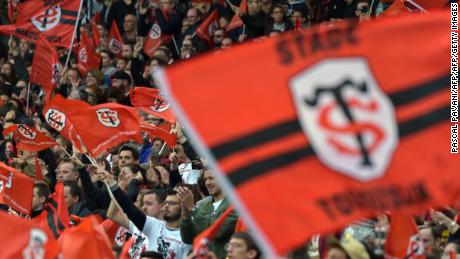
[18,124,37,140]
[31,5,61,32]
[109,39,122,54]
[149,23,161,39]
[79,48,87,63]
[45,109,66,132]
[96,108,120,127]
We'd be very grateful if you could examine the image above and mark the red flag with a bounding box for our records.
[35,156,44,181]
[43,95,90,153]
[234,217,247,232]
[130,87,176,122]
[382,0,412,17]
[0,210,61,259]
[60,216,115,259]
[141,122,177,147]
[193,207,233,258]
[119,238,134,259]
[3,0,81,47]
[155,12,459,256]
[3,124,57,152]
[78,31,101,76]
[8,0,19,23]
[0,162,34,215]
[240,0,247,14]
[36,182,70,238]
[100,219,129,247]
[144,22,173,58]
[30,35,61,101]
[407,0,448,10]
[196,10,221,45]
[107,21,123,58]
[225,15,244,34]
[69,103,142,157]
[385,213,424,258]
[91,19,101,47]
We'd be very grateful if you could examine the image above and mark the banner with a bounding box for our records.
[155,12,458,255]
[3,124,57,152]
[0,162,34,215]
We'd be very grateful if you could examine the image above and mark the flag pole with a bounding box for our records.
[406,0,428,12]
[172,36,180,57]
[63,0,84,73]
[25,81,31,113]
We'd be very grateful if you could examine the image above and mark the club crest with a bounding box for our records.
[96,108,120,127]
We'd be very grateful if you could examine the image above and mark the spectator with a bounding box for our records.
[63,180,92,218]
[31,181,50,218]
[225,232,261,259]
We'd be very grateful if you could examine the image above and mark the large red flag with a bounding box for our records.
[36,182,71,238]
[382,0,412,17]
[385,213,424,259]
[0,162,34,215]
[130,87,176,122]
[0,210,61,259]
[78,31,101,76]
[43,94,91,153]
[60,216,115,259]
[144,22,173,58]
[2,0,81,47]
[3,124,57,152]
[196,10,221,45]
[30,35,61,101]
[69,103,142,157]
[155,12,459,256]
[100,219,129,247]
[107,21,123,58]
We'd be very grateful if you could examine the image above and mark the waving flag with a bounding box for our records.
[0,210,61,259]
[36,182,70,238]
[196,10,220,45]
[141,122,177,147]
[43,94,91,152]
[155,12,459,256]
[78,30,101,76]
[107,21,123,58]
[69,103,142,157]
[130,87,176,122]
[2,0,82,47]
[144,22,173,58]
[3,124,57,152]
[0,162,34,215]
[385,213,424,259]
[30,35,60,101]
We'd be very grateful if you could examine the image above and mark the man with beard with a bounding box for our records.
[107,174,191,258]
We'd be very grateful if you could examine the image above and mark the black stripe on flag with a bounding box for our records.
[61,18,77,25]
[227,105,450,186]
[61,9,79,17]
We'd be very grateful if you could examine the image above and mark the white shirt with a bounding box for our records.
[129,222,150,259]
[178,163,201,184]
[133,216,191,259]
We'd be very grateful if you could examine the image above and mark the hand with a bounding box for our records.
[71,156,84,169]
[431,210,452,226]
[98,169,116,186]
[176,186,195,215]
[172,122,186,144]
[231,5,243,17]
[133,37,144,58]
[134,171,144,182]
[4,110,15,121]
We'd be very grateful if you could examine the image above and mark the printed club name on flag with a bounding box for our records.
[155,12,459,256]
[0,0,81,47]
[3,124,57,152]
[0,162,34,215]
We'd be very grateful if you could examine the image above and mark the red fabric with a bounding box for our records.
[140,122,177,147]
[107,21,123,58]
[3,124,57,152]
[30,35,60,101]
[69,103,142,157]
[0,210,61,259]
[130,87,176,122]
[101,219,129,247]
[382,0,411,17]
[35,156,44,181]
[193,207,233,258]
[408,0,449,10]
[226,15,244,34]
[43,94,91,153]
[234,217,247,232]
[91,16,101,47]
[35,182,71,238]
[159,12,459,255]
[78,31,101,76]
[0,162,34,215]
[385,213,424,258]
[196,10,220,45]
[60,216,115,259]
[2,0,81,47]
[119,238,134,259]
[144,22,173,58]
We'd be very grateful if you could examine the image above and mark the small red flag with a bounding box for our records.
[130,87,176,123]
[100,219,129,247]
[43,94,90,153]
[107,21,124,58]
[226,15,244,34]
[382,0,411,17]
[385,213,424,258]
[69,103,143,157]
[196,10,221,45]
[3,124,57,152]
[144,22,173,58]
[60,216,115,259]
[35,156,44,181]
[30,35,61,101]
[78,31,101,76]
[0,210,61,259]
[141,122,177,147]
[0,162,34,215]
[193,207,233,258]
